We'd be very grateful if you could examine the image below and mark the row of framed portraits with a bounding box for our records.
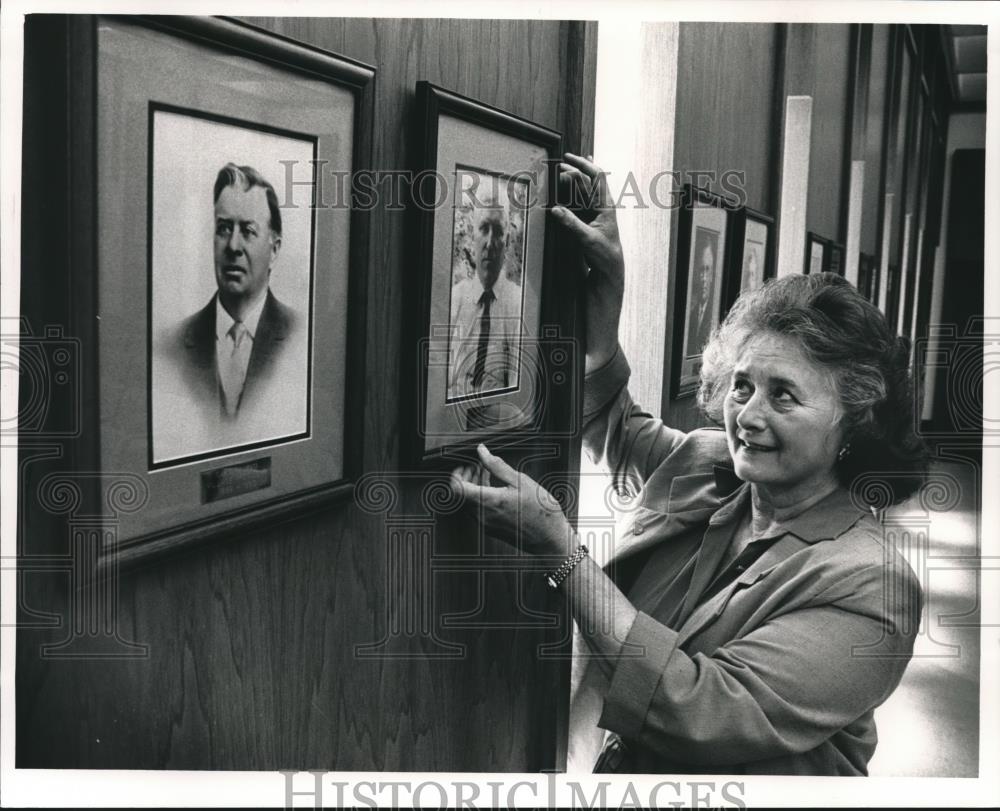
[30,15,578,568]
[670,187,862,398]
[671,186,775,397]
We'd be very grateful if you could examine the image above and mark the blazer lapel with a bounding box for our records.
[676,534,799,643]
[673,484,749,628]
[607,465,740,566]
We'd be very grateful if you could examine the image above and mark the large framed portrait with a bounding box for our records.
[407,81,575,465]
[723,206,774,312]
[671,185,730,398]
[56,16,373,567]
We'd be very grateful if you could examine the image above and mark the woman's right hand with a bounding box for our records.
[552,153,625,373]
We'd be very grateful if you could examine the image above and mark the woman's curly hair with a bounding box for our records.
[697,272,929,505]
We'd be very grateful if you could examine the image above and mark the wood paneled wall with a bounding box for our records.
[787,23,852,242]
[673,23,779,215]
[17,15,595,771]
[861,25,891,257]
[664,22,780,429]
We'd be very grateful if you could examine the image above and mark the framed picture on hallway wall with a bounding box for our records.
[723,206,774,313]
[804,232,845,276]
[407,81,576,466]
[805,232,826,275]
[858,252,879,302]
[827,243,845,276]
[34,16,375,569]
[671,185,730,399]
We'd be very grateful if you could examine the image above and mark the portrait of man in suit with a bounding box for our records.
[448,189,521,398]
[176,163,299,420]
[446,179,528,431]
[151,150,310,465]
[684,228,720,358]
[741,242,762,294]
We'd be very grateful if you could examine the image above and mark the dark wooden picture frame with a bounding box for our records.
[723,206,775,313]
[406,81,576,467]
[805,231,826,275]
[827,242,845,276]
[671,184,731,399]
[20,15,374,570]
[804,232,845,276]
[858,252,879,302]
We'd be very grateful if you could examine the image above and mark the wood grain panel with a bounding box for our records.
[861,24,890,256]
[674,22,777,213]
[805,24,852,241]
[666,22,779,430]
[17,15,595,771]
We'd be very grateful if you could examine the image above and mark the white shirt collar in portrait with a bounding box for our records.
[463,273,511,307]
[215,289,268,344]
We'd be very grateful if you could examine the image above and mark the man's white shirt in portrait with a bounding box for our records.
[447,273,522,400]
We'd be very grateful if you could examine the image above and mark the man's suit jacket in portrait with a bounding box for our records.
[686,278,716,357]
[177,289,298,420]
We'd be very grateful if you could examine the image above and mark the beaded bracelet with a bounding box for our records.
[544,544,589,590]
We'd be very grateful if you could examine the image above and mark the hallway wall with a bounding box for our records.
[603,23,960,438]
[590,21,982,779]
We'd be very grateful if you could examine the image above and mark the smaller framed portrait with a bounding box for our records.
[858,252,879,302]
[869,257,882,304]
[723,206,774,312]
[805,232,826,275]
[671,185,730,399]
[805,232,845,276]
[407,81,577,465]
[883,263,899,319]
[826,242,845,276]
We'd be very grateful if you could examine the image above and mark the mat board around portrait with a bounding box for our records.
[444,166,529,405]
[149,107,316,467]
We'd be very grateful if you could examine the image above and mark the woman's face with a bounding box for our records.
[723,331,846,505]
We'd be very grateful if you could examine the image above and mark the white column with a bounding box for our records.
[844,159,865,285]
[776,95,813,278]
[594,20,678,417]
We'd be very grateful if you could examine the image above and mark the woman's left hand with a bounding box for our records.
[450,444,574,558]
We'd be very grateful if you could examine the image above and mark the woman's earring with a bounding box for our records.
[837,444,852,462]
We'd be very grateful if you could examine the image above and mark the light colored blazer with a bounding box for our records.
[568,347,922,775]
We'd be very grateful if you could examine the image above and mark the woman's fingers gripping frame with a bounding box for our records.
[559,153,610,204]
[450,444,520,502]
[475,443,523,488]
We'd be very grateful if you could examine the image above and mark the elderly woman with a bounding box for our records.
[451,154,927,775]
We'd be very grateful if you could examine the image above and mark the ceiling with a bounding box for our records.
[943,24,987,106]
